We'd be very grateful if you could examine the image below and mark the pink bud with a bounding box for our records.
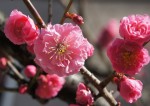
[76,83,94,105]
[119,77,143,103]
[24,65,36,78]
[72,15,84,25]
[19,84,28,94]
[0,57,7,69]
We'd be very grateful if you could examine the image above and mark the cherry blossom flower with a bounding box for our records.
[4,9,38,45]
[119,77,143,103]
[107,38,150,76]
[35,74,65,99]
[24,65,37,78]
[119,14,150,45]
[97,19,119,49]
[34,23,94,76]
[76,83,94,106]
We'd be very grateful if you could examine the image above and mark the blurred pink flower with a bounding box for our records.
[97,19,119,49]
[34,23,94,76]
[4,9,38,45]
[119,14,150,45]
[24,65,37,78]
[76,83,94,105]
[18,84,28,94]
[107,38,150,76]
[0,57,7,69]
[119,77,143,103]
[69,104,80,106]
[35,74,65,99]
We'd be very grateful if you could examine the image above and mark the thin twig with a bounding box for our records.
[60,0,73,24]
[80,66,118,106]
[7,61,24,80]
[48,0,52,23]
[23,0,46,28]
[0,87,18,92]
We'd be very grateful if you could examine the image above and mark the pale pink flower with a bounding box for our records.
[119,14,150,45]
[34,23,94,76]
[35,74,65,99]
[0,57,7,69]
[4,9,38,45]
[97,19,119,49]
[107,38,150,76]
[24,65,37,78]
[18,84,28,94]
[76,83,94,105]
[119,77,143,103]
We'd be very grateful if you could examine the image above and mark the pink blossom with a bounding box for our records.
[119,77,143,103]
[107,38,150,76]
[0,57,7,69]
[34,23,94,76]
[119,14,150,45]
[97,19,119,49]
[76,83,94,105]
[18,84,28,94]
[69,104,80,106]
[35,74,65,99]
[4,9,38,45]
[24,65,37,78]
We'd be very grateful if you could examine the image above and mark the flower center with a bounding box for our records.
[56,43,67,55]
[121,51,136,67]
[14,17,27,37]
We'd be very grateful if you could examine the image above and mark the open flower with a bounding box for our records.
[119,14,150,45]
[119,77,143,103]
[107,38,150,76]
[35,74,65,99]
[76,83,94,105]
[4,9,38,45]
[34,23,94,76]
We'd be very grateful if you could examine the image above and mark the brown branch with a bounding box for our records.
[0,87,18,92]
[7,61,24,80]
[60,0,73,24]
[48,0,52,23]
[80,66,118,106]
[23,0,46,28]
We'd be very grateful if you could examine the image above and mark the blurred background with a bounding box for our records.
[0,0,150,106]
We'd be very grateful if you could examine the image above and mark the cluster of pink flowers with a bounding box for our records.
[35,74,65,99]
[70,83,94,106]
[107,14,150,103]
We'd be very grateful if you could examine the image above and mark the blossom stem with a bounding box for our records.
[7,61,24,80]
[0,87,18,92]
[99,71,116,89]
[80,66,118,106]
[23,0,46,28]
[60,0,73,24]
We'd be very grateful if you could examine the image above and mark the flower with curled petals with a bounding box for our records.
[4,9,38,45]
[76,83,94,106]
[119,14,150,45]
[35,74,65,99]
[119,77,143,103]
[107,38,150,76]
[34,23,94,76]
